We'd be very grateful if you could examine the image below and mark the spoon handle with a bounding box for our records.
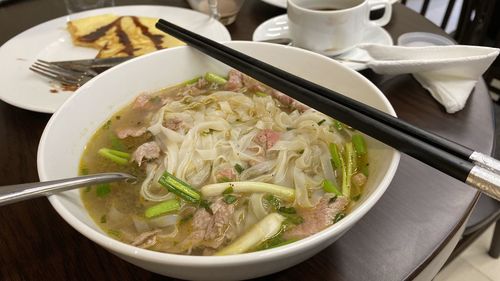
[0,173,136,207]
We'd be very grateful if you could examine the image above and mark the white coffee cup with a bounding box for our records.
[287,0,392,56]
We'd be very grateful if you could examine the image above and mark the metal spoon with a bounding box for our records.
[0,173,136,207]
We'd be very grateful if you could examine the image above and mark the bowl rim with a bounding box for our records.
[38,41,400,266]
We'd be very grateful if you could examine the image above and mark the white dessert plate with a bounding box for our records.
[252,14,393,71]
[0,5,231,113]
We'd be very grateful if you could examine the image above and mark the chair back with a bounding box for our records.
[400,0,457,30]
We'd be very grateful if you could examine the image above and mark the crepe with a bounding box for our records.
[67,14,185,58]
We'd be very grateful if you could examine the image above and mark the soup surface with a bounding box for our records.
[80,70,368,255]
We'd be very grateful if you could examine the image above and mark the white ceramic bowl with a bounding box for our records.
[37,41,400,280]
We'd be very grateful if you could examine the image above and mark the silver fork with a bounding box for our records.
[29,60,96,87]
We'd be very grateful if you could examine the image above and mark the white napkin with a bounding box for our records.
[358,44,499,113]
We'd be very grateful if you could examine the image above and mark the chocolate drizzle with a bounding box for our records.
[115,21,135,56]
[79,18,121,43]
[77,16,165,56]
[131,16,164,50]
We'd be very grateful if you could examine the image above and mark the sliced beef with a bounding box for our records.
[270,90,309,112]
[163,117,183,131]
[224,69,243,91]
[284,196,349,239]
[115,126,147,139]
[132,94,167,111]
[179,197,235,250]
[131,229,162,248]
[255,129,280,150]
[242,73,267,93]
[132,141,160,166]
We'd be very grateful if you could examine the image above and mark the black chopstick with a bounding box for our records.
[155,19,500,200]
[156,19,500,175]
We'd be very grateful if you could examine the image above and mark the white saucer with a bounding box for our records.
[260,0,400,9]
[0,5,231,113]
[252,14,393,71]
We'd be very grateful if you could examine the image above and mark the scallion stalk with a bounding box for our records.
[322,179,342,196]
[98,148,130,165]
[201,181,295,202]
[158,171,201,204]
[205,72,227,85]
[329,143,341,169]
[343,142,355,198]
[352,134,367,156]
[215,213,285,255]
[145,199,181,218]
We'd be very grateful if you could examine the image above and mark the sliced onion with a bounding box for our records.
[249,193,268,220]
[149,214,179,228]
[132,216,151,233]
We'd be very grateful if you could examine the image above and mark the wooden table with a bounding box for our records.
[0,1,495,280]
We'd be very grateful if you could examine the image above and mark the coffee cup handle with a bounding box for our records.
[368,0,392,27]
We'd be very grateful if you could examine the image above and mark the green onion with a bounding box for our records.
[223,194,237,204]
[234,164,245,174]
[255,91,268,97]
[96,184,111,197]
[278,207,296,214]
[361,164,369,176]
[352,134,367,156]
[201,182,295,202]
[223,186,234,195]
[201,128,217,136]
[102,119,112,130]
[317,119,326,125]
[110,134,126,151]
[200,199,213,214]
[322,179,342,196]
[98,148,130,165]
[334,212,346,223]
[144,199,181,218]
[333,120,344,131]
[217,176,232,183]
[205,72,227,85]
[215,213,285,255]
[343,143,355,198]
[281,213,304,225]
[180,75,201,86]
[329,143,342,169]
[107,229,121,238]
[264,194,281,211]
[158,171,201,204]
[255,235,298,251]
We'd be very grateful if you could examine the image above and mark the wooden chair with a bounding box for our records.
[401,0,500,263]
[400,0,458,30]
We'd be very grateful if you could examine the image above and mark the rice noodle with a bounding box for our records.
[141,85,348,211]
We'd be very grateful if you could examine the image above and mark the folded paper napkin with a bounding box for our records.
[358,44,499,113]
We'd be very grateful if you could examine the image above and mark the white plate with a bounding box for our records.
[0,5,231,113]
[252,14,393,71]
[261,0,400,9]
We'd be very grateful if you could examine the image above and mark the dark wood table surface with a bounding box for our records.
[0,1,495,280]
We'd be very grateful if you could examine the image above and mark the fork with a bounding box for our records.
[29,60,96,87]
